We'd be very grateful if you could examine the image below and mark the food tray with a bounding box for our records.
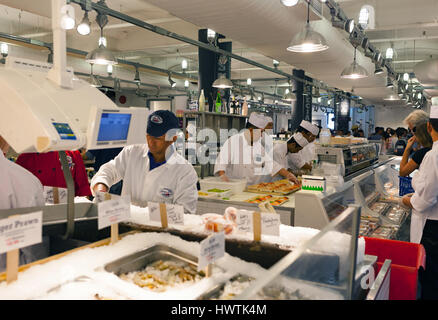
[197,274,255,300]
[199,177,247,194]
[198,189,233,199]
[246,179,301,195]
[104,244,207,292]
[244,194,289,206]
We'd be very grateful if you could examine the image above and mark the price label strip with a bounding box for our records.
[236,210,280,241]
[198,231,225,277]
[0,211,43,283]
[149,202,184,228]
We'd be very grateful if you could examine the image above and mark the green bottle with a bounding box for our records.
[215,91,222,113]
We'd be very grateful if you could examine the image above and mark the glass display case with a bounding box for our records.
[236,206,381,300]
[315,143,379,177]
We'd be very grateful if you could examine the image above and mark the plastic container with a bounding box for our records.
[399,176,414,196]
[363,237,426,300]
[199,177,247,195]
[319,129,331,145]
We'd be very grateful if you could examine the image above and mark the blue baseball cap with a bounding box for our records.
[147,110,180,138]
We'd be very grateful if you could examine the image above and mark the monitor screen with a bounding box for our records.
[53,122,77,140]
[97,113,132,142]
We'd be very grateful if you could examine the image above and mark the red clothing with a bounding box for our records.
[16,151,91,197]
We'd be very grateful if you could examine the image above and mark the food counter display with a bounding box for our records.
[0,204,385,300]
[294,159,410,241]
[237,206,385,300]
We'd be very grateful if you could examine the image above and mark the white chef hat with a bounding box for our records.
[293,132,309,148]
[249,112,270,129]
[299,120,320,136]
[430,99,438,119]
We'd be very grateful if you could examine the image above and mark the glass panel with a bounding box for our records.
[237,206,360,300]
[322,184,355,221]
[358,173,378,202]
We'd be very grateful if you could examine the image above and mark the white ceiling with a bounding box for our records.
[0,0,437,106]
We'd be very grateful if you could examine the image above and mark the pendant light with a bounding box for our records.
[212,73,233,89]
[341,46,369,79]
[287,0,329,53]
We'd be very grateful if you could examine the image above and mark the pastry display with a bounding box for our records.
[120,259,205,292]
[245,194,289,206]
[247,179,300,195]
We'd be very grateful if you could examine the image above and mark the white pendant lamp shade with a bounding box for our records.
[341,47,368,79]
[287,24,329,53]
[212,74,233,89]
[384,93,399,101]
[283,88,297,101]
[86,44,118,65]
[280,0,299,6]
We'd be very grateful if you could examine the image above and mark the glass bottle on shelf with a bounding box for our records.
[215,91,222,113]
[241,98,248,116]
[230,96,235,114]
[198,89,205,112]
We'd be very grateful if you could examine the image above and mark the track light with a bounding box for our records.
[332,19,355,34]
[287,1,329,53]
[181,59,188,71]
[113,78,121,92]
[134,66,141,83]
[107,64,113,76]
[207,29,216,44]
[184,80,190,88]
[374,64,384,75]
[77,11,91,35]
[273,60,280,68]
[247,78,252,86]
[0,43,8,64]
[403,73,410,82]
[168,73,176,88]
[386,47,394,60]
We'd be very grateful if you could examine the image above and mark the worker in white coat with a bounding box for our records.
[0,135,48,272]
[294,120,320,168]
[274,132,309,173]
[91,110,198,214]
[214,113,298,185]
[402,104,438,299]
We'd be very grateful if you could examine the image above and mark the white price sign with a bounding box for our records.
[98,197,131,230]
[236,210,253,233]
[198,231,225,271]
[44,186,68,204]
[149,202,184,226]
[261,213,281,236]
[0,211,42,254]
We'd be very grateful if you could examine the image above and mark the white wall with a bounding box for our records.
[374,105,413,130]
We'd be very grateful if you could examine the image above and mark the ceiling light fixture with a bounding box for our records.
[341,46,369,79]
[184,80,190,88]
[280,0,299,6]
[403,72,410,82]
[212,73,233,89]
[207,29,216,44]
[60,4,75,30]
[273,60,280,68]
[77,11,91,35]
[86,26,118,65]
[181,59,188,71]
[385,47,394,60]
[0,43,8,64]
[374,64,384,75]
[287,0,329,53]
[247,78,252,86]
[332,19,355,34]
[106,64,113,76]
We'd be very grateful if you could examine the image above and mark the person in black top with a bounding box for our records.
[399,122,433,177]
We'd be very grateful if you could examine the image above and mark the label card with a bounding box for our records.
[149,202,184,227]
[44,186,68,204]
[261,213,281,236]
[198,231,225,271]
[236,210,254,233]
[0,211,43,254]
[97,197,131,230]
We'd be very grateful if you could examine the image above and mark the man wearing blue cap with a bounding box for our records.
[90,110,198,214]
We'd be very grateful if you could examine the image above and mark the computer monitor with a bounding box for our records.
[97,112,132,142]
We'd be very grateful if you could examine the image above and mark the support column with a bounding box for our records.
[198,29,217,112]
[335,92,351,134]
[290,70,312,131]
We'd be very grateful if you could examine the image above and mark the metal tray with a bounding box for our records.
[104,244,200,276]
[197,274,254,300]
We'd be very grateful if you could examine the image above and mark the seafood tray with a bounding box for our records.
[197,274,255,300]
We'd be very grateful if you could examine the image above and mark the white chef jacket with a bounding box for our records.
[298,142,316,164]
[410,141,438,243]
[0,152,47,271]
[274,142,306,172]
[90,144,198,214]
[214,131,282,185]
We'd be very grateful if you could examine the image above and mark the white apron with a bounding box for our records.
[410,171,427,243]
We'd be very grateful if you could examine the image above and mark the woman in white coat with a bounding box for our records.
[91,110,199,214]
[0,135,47,271]
[402,106,438,300]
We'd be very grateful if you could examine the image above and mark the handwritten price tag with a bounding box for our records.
[44,186,68,204]
[236,210,254,233]
[198,231,225,271]
[261,213,281,236]
[97,196,131,230]
[149,202,184,226]
[0,211,42,254]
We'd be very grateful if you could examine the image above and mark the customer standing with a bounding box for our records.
[402,104,438,299]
